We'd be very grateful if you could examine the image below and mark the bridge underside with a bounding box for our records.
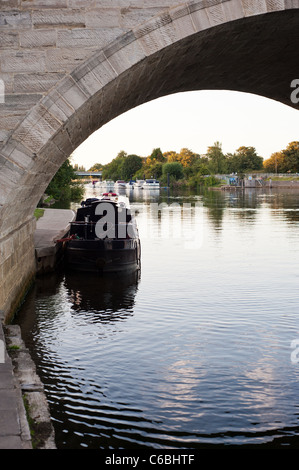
[1,5,299,321]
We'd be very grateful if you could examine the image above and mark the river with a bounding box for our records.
[15,186,299,449]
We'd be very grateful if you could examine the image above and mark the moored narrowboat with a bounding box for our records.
[63,192,141,274]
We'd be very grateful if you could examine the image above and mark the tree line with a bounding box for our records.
[87,143,264,187]
[88,141,299,186]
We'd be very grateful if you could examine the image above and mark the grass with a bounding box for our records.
[34,208,45,220]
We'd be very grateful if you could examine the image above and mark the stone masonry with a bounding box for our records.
[1,0,299,321]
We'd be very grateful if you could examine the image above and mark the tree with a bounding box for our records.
[263,152,285,173]
[164,150,179,163]
[149,147,165,162]
[46,158,84,201]
[282,141,299,172]
[162,162,184,180]
[121,154,143,180]
[207,141,227,174]
[227,146,263,173]
[89,163,104,172]
[102,151,127,180]
[178,148,197,167]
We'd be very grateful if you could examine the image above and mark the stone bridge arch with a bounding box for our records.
[1,0,299,320]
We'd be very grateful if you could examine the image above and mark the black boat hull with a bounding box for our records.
[65,238,141,274]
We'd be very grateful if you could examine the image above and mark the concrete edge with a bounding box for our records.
[4,325,56,449]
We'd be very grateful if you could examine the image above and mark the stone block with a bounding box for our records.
[0,51,46,74]
[68,0,97,7]
[19,29,57,48]
[222,0,245,21]
[0,0,19,9]
[1,93,42,111]
[241,0,267,16]
[21,0,68,9]
[14,73,65,94]
[85,56,117,87]
[41,91,74,124]
[189,5,212,31]
[266,0,285,11]
[0,109,28,133]
[85,8,121,28]
[0,129,10,143]
[0,11,31,29]
[169,6,196,40]
[45,47,98,73]
[13,110,60,154]
[0,31,18,48]
[1,144,34,171]
[56,76,88,111]
[51,127,75,157]
[65,114,83,149]
[134,13,178,55]
[104,37,146,75]
[120,7,163,30]
[38,139,68,167]
[57,27,123,49]
[285,0,299,7]
[71,69,102,97]
[32,9,85,28]
[206,3,227,25]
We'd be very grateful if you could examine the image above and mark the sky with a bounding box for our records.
[71,90,299,170]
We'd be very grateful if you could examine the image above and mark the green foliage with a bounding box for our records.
[227,146,263,173]
[46,158,84,202]
[203,175,220,186]
[86,140,299,194]
[88,163,104,171]
[263,141,299,173]
[162,162,184,180]
[149,147,165,162]
[102,150,127,180]
[282,141,299,172]
[122,154,143,180]
[34,208,45,220]
[206,141,227,174]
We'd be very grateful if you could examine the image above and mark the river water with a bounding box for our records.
[15,186,299,449]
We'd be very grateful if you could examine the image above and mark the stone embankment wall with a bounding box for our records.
[0,218,36,324]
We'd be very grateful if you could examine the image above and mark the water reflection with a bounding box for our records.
[64,270,140,317]
[15,186,299,449]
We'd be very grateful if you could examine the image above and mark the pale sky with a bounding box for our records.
[72,90,299,170]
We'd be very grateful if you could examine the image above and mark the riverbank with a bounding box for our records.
[35,208,75,275]
[0,208,76,449]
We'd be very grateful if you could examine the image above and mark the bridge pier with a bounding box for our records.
[0,218,36,324]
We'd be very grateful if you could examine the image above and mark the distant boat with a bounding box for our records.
[62,192,141,274]
[115,180,126,188]
[126,181,135,189]
[142,179,160,189]
[101,180,114,189]
[134,180,145,189]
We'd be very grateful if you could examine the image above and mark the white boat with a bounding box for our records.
[142,179,160,189]
[102,180,114,189]
[115,180,126,188]
[126,181,135,189]
[133,180,145,189]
